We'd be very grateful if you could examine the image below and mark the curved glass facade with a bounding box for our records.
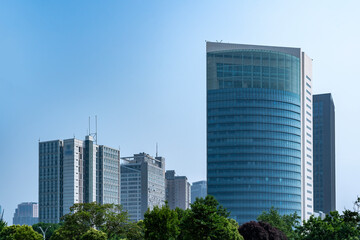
[207,49,302,224]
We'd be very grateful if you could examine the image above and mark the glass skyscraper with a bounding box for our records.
[206,42,313,224]
[191,180,207,203]
[313,93,336,213]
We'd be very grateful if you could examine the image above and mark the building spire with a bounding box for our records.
[156,142,158,157]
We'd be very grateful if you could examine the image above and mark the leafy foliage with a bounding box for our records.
[125,220,144,240]
[32,222,61,240]
[238,221,288,240]
[257,207,299,239]
[0,218,6,234]
[239,221,271,240]
[142,196,243,240]
[0,225,43,240]
[180,195,243,240]
[80,228,107,240]
[296,211,360,240]
[50,202,131,240]
[258,221,288,240]
[144,203,180,240]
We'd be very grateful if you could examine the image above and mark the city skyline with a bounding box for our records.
[1,0,359,224]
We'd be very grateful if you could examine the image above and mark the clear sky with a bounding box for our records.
[0,0,359,223]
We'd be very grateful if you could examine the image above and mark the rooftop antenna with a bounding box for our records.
[88,116,98,144]
[95,115,98,145]
[156,142,158,157]
[89,116,91,136]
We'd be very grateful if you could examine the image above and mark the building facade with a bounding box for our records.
[313,93,336,213]
[165,170,191,210]
[13,202,39,225]
[191,180,207,203]
[206,42,313,224]
[120,153,165,221]
[39,136,120,223]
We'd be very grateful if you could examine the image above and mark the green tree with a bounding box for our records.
[257,207,300,239]
[32,222,61,240]
[50,202,129,240]
[296,211,360,240]
[180,195,243,240]
[80,228,107,240]
[0,218,6,234]
[174,208,189,240]
[125,220,144,240]
[144,203,180,240]
[0,225,43,240]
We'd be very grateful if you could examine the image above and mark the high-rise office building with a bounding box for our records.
[191,180,207,203]
[313,93,336,213]
[13,202,39,225]
[120,153,165,221]
[206,42,313,223]
[39,136,120,223]
[165,170,191,210]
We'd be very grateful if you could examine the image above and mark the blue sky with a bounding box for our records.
[1,0,359,223]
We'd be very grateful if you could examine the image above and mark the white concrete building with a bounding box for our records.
[39,136,120,223]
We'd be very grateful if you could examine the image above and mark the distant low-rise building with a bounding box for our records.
[121,153,165,221]
[165,170,191,210]
[13,202,38,225]
[191,180,207,203]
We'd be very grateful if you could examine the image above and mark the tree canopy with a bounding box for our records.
[296,211,360,240]
[32,222,61,240]
[0,218,6,234]
[49,202,137,240]
[80,228,107,240]
[179,195,243,240]
[252,201,360,240]
[257,207,299,239]
[0,225,43,240]
[142,196,243,240]
[144,203,179,240]
[124,220,145,240]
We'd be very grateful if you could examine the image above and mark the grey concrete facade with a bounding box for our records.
[313,93,336,213]
[165,170,191,210]
[121,153,165,221]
